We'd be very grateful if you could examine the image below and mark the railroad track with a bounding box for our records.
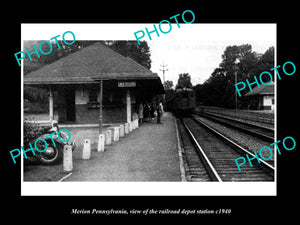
[194,111,274,142]
[198,107,274,125]
[179,117,274,182]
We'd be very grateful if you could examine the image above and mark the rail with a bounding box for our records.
[181,119,222,182]
[195,111,274,142]
[180,118,275,181]
[193,118,275,176]
[197,106,274,125]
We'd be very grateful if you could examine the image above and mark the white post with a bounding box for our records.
[63,145,73,172]
[135,119,139,128]
[98,134,105,152]
[129,122,132,132]
[119,124,124,137]
[124,123,129,134]
[49,86,54,122]
[126,90,131,123]
[82,139,91,159]
[105,129,112,145]
[134,119,138,129]
[115,127,120,141]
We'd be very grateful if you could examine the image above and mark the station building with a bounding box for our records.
[24,42,165,124]
[245,82,274,111]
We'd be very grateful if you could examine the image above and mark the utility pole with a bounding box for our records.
[234,58,240,111]
[160,61,168,84]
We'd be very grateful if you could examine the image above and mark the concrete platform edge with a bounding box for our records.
[174,116,187,182]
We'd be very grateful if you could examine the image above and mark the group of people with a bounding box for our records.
[138,101,164,124]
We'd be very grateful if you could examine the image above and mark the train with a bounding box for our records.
[171,87,196,116]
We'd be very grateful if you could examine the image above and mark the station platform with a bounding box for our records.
[63,112,183,182]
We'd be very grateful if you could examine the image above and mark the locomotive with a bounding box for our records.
[173,87,196,116]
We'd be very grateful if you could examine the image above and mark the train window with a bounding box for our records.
[182,93,189,98]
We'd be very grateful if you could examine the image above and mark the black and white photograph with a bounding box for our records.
[4,5,298,220]
[20,23,277,196]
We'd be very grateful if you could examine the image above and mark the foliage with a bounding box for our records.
[24,86,48,103]
[196,45,274,109]
[163,80,174,90]
[23,118,51,149]
[109,41,152,69]
[176,73,193,89]
[163,80,175,110]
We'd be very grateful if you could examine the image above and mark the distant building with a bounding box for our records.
[245,82,274,111]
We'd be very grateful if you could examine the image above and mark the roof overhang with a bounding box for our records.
[24,73,160,84]
[24,76,165,95]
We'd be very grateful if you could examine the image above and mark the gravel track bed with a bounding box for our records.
[177,119,211,182]
[193,115,275,166]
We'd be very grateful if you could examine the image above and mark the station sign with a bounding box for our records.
[118,81,136,87]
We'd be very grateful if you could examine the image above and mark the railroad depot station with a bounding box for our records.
[24,42,165,125]
[23,42,275,184]
[24,42,183,182]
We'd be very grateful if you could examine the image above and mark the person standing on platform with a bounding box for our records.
[138,102,144,124]
[143,103,150,122]
[150,102,156,121]
[156,101,164,124]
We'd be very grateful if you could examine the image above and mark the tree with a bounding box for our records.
[260,46,275,70]
[176,73,193,89]
[163,80,174,90]
[194,44,274,109]
[163,80,175,110]
[109,41,152,69]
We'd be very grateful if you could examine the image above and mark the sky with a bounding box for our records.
[148,24,276,86]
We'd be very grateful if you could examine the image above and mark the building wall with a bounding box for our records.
[262,95,274,110]
[74,86,134,124]
[257,95,274,110]
[75,88,89,105]
[75,104,127,124]
[248,95,274,111]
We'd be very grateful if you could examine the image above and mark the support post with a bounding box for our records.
[126,90,131,123]
[49,86,54,122]
[99,80,103,134]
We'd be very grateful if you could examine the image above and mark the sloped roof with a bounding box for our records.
[24,42,159,84]
[245,82,274,96]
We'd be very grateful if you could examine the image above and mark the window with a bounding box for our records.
[88,89,99,109]
[182,93,189,98]
[89,89,98,102]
